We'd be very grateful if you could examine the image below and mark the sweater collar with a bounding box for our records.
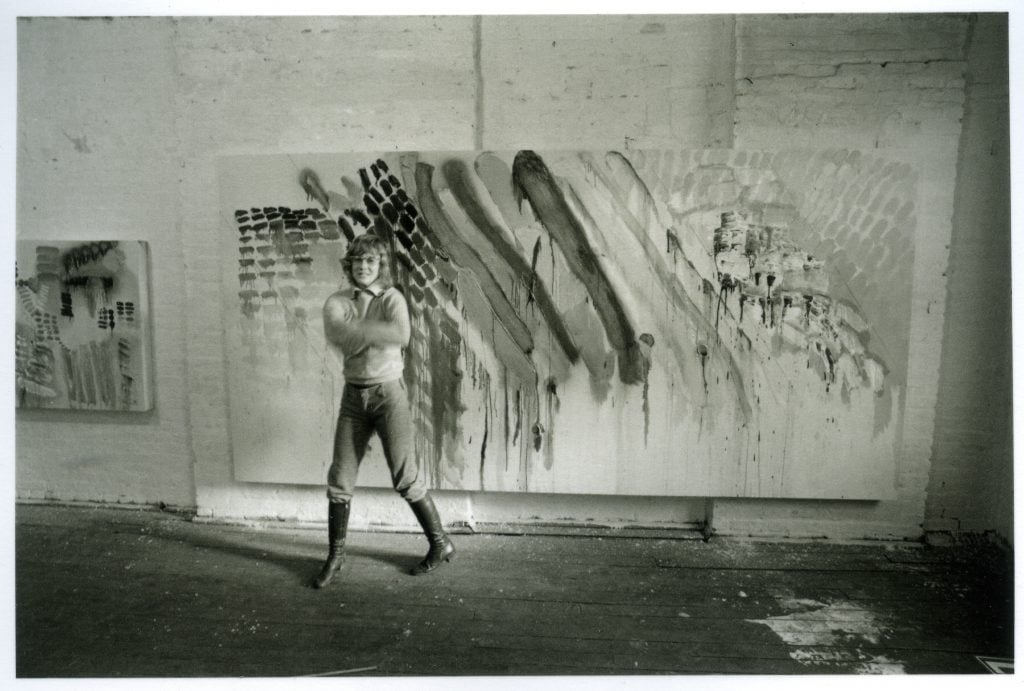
[352,281,384,298]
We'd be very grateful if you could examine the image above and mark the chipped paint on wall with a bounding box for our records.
[220,150,912,499]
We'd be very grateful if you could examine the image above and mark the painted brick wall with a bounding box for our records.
[15,18,195,508]
[15,14,1010,541]
[925,14,1012,542]
[480,15,736,150]
[715,14,973,539]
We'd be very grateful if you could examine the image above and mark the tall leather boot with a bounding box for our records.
[311,500,350,589]
[409,495,455,575]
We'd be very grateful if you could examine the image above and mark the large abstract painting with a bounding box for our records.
[221,150,913,499]
[15,240,154,411]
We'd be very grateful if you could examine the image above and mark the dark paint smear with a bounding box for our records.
[414,162,534,356]
[480,372,490,489]
[341,176,363,201]
[409,164,539,483]
[528,237,542,305]
[544,377,559,470]
[512,388,522,445]
[442,157,579,363]
[592,151,754,420]
[824,347,836,392]
[503,367,510,472]
[697,343,709,394]
[638,334,654,447]
[425,305,465,483]
[475,153,535,232]
[518,389,535,491]
[347,208,371,228]
[337,215,356,242]
[512,151,643,384]
[873,380,893,436]
[716,282,734,329]
[666,227,683,255]
[299,168,330,211]
[563,183,648,385]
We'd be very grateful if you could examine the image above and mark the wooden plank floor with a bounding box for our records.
[15,504,1014,677]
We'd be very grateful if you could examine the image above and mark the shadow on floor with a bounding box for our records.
[144,523,424,585]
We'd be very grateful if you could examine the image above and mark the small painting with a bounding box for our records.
[15,240,154,411]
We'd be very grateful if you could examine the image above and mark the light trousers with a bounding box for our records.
[326,378,427,505]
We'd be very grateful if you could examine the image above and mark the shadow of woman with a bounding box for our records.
[146,524,419,586]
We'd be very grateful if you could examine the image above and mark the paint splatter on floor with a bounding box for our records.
[747,596,905,674]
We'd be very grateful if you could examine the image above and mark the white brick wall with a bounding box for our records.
[714,13,973,539]
[925,13,1012,543]
[16,18,194,508]
[15,14,1010,541]
[480,15,736,149]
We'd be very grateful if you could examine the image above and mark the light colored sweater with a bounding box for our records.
[322,282,410,385]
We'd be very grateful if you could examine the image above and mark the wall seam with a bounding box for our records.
[168,16,201,510]
[473,15,484,150]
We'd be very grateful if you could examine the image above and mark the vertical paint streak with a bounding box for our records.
[480,370,490,488]
[512,388,522,446]
[515,387,527,490]
[528,237,542,306]
[503,367,510,473]
[544,378,559,470]
[92,341,112,407]
[638,333,655,447]
[82,347,96,405]
[61,345,75,404]
[425,306,465,484]
[118,337,135,407]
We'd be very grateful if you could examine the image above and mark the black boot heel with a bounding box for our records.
[409,496,456,575]
[311,500,351,589]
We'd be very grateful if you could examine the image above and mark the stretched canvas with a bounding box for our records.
[221,150,913,499]
[15,240,154,411]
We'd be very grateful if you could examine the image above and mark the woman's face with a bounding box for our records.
[350,253,381,288]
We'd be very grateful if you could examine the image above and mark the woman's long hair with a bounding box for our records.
[341,233,393,289]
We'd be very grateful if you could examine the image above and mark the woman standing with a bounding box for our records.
[312,233,455,589]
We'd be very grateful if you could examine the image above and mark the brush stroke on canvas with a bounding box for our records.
[15,240,153,411]
[220,150,911,500]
